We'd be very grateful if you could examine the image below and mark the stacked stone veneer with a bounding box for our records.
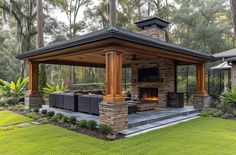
[24,93,43,109]
[131,57,175,107]
[138,25,166,41]
[99,102,128,133]
[232,62,236,88]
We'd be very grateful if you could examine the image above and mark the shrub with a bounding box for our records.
[51,114,63,122]
[69,116,77,125]
[42,83,69,97]
[46,111,55,118]
[221,88,236,111]
[0,77,29,97]
[41,109,47,115]
[13,104,25,111]
[25,112,38,119]
[200,108,223,118]
[221,113,234,119]
[61,115,70,123]
[99,124,110,135]
[0,98,7,106]
[6,97,19,105]
[86,120,97,130]
[79,120,87,128]
[56,113,64,119]
[33,109,39,113]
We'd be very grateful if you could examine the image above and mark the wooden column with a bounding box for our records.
[103,50,125,102]
[28,61,40,95]
[196,63,207,95]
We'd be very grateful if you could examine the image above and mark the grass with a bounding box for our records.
[0,111,31,126]
[1,111,236,155]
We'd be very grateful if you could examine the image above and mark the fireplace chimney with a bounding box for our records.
[109,0,116,27]
[135,17,169,42]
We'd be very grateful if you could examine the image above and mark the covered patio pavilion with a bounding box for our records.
[16,23,215,132]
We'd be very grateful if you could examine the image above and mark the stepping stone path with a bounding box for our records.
[0,121,41,131]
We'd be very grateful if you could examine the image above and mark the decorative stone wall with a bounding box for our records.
[131,57,175,107]
[232,62,236,88]
[138,25,166,41]
[99,102,128,133]
[24,93,43,109]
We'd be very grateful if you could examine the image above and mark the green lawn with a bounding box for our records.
[0,111,31,126]
[1,111,236,155]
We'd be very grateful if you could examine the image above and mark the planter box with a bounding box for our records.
[137,103,157,111]
[63,94,78,112]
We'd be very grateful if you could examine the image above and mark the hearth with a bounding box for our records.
[139,88,159,102]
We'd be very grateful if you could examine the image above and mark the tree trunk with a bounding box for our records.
[230,0,236,37]
[37,0,47,89]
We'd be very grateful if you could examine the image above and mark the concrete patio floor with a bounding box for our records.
[41,105,198,127]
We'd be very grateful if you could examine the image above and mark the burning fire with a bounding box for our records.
[144,97,159,101]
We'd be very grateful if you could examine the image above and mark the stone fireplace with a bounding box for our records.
[131,58,175,107]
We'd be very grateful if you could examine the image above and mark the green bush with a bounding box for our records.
[33,109,39,113]
[86,120,97,130]
[99,124,110,135]
[79,120,87,128]
[51,113,64,122]
[13,104,24,111]
[221,88,236,110]
[6,97,19,105]
[46,111,55,118]
[69,116,77,125]
[42,83,69,97]
[61,115,70,123]
[200,108,223,117]
[41,109,47,115]
[221,113,234,119]
[25,112,38,119]
[0,77,29,97]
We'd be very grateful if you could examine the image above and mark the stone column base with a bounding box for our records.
[193,94,210,110]
[99,102,128,133]
[24,93,43,110]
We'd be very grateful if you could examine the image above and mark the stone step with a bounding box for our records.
[128,108,199,128]
[119,113,199,136]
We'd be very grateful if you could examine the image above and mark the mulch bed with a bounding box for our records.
[5,107,124,141]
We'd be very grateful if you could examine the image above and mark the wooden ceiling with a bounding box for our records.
[30,39,206,67]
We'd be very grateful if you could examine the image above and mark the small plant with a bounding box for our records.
[79,120,87,128]
[52,113,63,122]
[0,77,29,97]
[41,109,47,115]
[33,109,39,113]
[61,115,70,123]
[13,104,25,111]
[106,134,116,140]
[42,83,69,96]
[86,120,97,130]
[25,112,38,119]
[99,124,110,135]
[69,116,77,125]
[6,97,19,105]
[46,111,55,118]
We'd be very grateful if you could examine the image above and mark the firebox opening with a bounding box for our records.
[139,88,159,101]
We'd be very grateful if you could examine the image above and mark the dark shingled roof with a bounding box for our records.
[213,48,236,59]
[16,26,215,61]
